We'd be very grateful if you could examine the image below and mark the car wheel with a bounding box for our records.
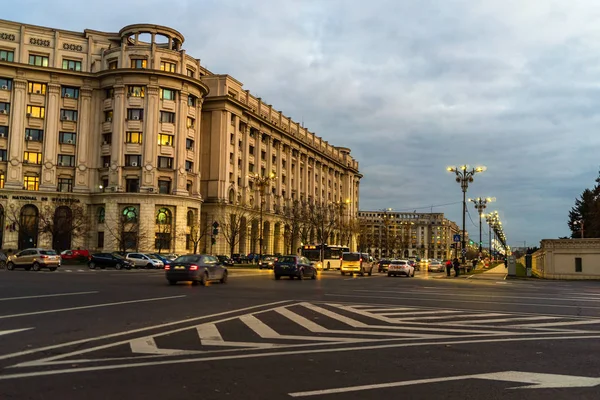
[32,262,40,272]
[146,263,153,269]
[220,271,228,284]
[297,270,304,280]
[275,274,281,280]
[340,271,345,276]
[115,263,122,270]
[200,272,208,286]
[88,262,96,270]
[311,270,316,280]
[368,268,372,276]
[49,267,57,272]
[359,268,364,277]
[168,280,177,286]
[6,262,14,271]
[0,260,5,269]
[387,272,392,277]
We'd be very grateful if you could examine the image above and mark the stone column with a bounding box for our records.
[74,87,93,192]
[275,142,282,197]
[241,126,250,203]
[142,85,159,191]
[5,79,27,189]
[110,85,125,189]
[173,89,189,195]
[40,83,61,191]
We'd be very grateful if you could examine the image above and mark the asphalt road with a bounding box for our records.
[1,265,600,399]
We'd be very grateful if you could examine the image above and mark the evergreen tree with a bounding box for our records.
[568,169,600,238]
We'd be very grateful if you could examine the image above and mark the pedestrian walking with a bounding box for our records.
[453,257,460,277]
[472,258,478,271]
[445,259,453,277]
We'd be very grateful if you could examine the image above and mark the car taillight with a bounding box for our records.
[40,255,48,259]
[189,265,198,270]
[164,265,171,270]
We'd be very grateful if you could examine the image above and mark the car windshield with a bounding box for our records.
[148,254,160,260]
[342,253,360,261]
[113,254,125,259]
[40,250,57,255]
[175,255,201,263]
[278,256,296,263]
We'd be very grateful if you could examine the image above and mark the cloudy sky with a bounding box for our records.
[7,0,600,247]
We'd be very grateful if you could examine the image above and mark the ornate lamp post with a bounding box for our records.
[248,172,276,262]
[485,211,498,260]
[469,197,495,254]
[574,219,584,239]
[447,165,486,263]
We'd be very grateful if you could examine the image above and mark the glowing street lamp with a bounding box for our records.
[469,197,495,254]
[248,172,276,262]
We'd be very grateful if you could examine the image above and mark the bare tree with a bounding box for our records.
[38,203,89,252]
[219,205,255,257]
[281,200,305,254]
[154,222,173,254]
[178,221,210,254]
[306,202,337,251]
[5,204,28,251]
[104,210,147,253]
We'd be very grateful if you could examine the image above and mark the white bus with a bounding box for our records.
[301,244,350,270]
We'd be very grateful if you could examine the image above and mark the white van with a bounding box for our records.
[340,252,374,276]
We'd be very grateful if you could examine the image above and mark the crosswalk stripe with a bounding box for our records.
[196,323,274,348]
[378,310,462,317]
[444,316,562,325]
[0,328,33,337]
[394,313,507,322]
[517,319,600,328]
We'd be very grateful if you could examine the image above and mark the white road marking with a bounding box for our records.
[0,295,186,320]
[518,319,600,328]
[394,313,507,322]
[0,328,34,337]
[443,316,561,325]
[0,291,98,301]
[3,335,600,381]
[196,323,275,348]
[288,370,600,397]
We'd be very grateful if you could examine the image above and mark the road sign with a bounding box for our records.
[461,248,467,255]
[453,234,461,242]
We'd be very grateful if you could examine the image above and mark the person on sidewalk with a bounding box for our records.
[445,259,453,277]
[453,257,460,277]
[472,258,478,271]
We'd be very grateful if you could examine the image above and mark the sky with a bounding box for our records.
[6,0,600,247]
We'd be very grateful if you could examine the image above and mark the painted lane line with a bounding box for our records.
[3,334,600,381]
[441,316,562,325]
[518,319,600,328]
[0,300,291,362]
[0,295,186,320]
[377,310,462,317]
[0,328,34,337]
[392,313,508,322]
[196,323,276,349]
[0,291,98,302]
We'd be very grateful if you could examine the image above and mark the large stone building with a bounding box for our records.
[0,20,361,254]
[357,210,460,260]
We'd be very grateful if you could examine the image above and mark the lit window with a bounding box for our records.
[0,173,4,188]
[57,154,75,167]
[186,68,195,78]
[122,206,138,222]
[125,131,143,144]
[61,86,79,99]
[0,78,12,90]
[62,59,82,71]
[24,176,39,190]
[0,50,14,62]
[160,88,175,100]
[28,82,47,95]
[108,60,117,70]
[160,111,175,123]
[25,128,43,141]
[186,117,195,128]
[104,111,113,122]
[23,152,42,164]
[27,105,45,119]
[128,86,145,97]
[160,61,176,73]
[131,59,147,69]
[60,109,78,122]
[158,156,173,169]
[57,178,73,192]
[97,207,105,223]
[28,54,49,67]
[158,133,174,146]
[59,132,77,144]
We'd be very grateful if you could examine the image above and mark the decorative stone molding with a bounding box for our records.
[62,43,83,52]
[29,37,51,47]
[0,33,16,41]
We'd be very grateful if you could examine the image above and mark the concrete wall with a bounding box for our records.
[532,239,600,279]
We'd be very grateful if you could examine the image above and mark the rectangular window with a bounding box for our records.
[127,109,143,120]
[59,131,76,144]
[62,59,82,71]
[24,176,39,191]
[0,173,4,188]
[261,150,266,160]
[158,133,174,146]
[155,233,171,250]
[23,152,42,164]
[104,110,113,122]
[188,95,196,107]
[127,86,145,97]
[249,145,254,155]
[186,117,195,128]
[108,60,117,70]
[101,156,111,167]
[105,88,114,98]
[28,82,47,95]
[102,133,112,145]
[185,138,194,150]
[60,109,78,122]
[160,88,175,100]
[249,163,254,173]
[158,156,173,169]
[0,149,6,161]
[131,59,147,69]
[185,233,191,250]
[27,105,45,119]
[57,178,73,192]
[125,154,141,167]
[0,78,12,90]
[185,160,193,171]
[29,54,49,67]
[25,128,43,141]
[97,231,105,248]
[186,68,195,78]
[160,111,175,123]
[575,257,582,273]
[0,102,9,114]
[57,154,75,167]
[0,50,14,62]
[160,61,176,73]
[231,114,236,126]
[125,178,140,192]
[61,86,79,99]
[125,131,143,144]
[158,180,171,194]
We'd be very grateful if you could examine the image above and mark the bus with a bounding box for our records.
[301,244,350,270]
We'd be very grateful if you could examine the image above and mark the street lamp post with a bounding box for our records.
[447,165,486,264]
[485,211,497,260]
[378,208,393,259]
[469,197,495,254]
[575,219,584,238]
[248,172,276,263]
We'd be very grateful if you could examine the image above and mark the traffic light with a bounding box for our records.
[211,237,216,245]
[469,239,474,245]
[212,221,219,236]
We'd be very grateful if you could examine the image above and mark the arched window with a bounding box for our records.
[228,189,235,203]
[18,205,39,249]
[187,210,195,227]
[53,206,73,252]
[122,206,138,223]
[156,208,172,225]
[97,207,105,223]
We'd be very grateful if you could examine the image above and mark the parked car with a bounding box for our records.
[377,259,392,273]
[258,255,277,269]
[150,253,173,266]
[88,253,133,270]
[217,255,235,266]
[428,260,444,272]
[60,249,90,261]
[408,259,419,271]
[165,254,228,286]
[231,253,248,264]
[273,255,316,280]
[7,248,61,271]
[125,253,164,269]
[163,253,179,261]
[0,252,7,269]
[387,259,415,277]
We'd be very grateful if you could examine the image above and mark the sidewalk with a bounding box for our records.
[467,263,507,280]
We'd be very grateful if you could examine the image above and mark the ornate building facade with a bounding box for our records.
[0,20,361,254]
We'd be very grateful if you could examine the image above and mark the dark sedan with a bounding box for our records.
[217,255,235,266]
[377,259,391,273]
[88,253,133,270]
[274,255,316,280]
[165,254,228,286]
